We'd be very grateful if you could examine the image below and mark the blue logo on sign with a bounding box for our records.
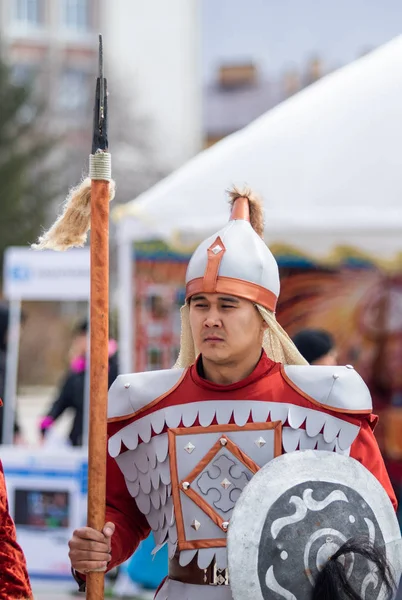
[9,265,31,281]
[79,461,88,494]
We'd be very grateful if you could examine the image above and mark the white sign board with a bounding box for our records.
[3,247,90,301]
[2,446,88,582]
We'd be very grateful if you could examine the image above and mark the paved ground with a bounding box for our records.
[33,592,76,600]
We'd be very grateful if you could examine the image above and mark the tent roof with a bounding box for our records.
[115,37,402,262]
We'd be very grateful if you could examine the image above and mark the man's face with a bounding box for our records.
[189,292,266,365]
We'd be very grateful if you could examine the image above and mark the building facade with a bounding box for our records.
[0,0,99,180]
[0,0,203,192]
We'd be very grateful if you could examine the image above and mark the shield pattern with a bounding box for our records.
[228,451,402,600]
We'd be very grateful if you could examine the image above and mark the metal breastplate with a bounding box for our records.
[108,399,360,571]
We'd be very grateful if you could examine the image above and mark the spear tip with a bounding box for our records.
[92,33,108,154]
[98,34,103,80]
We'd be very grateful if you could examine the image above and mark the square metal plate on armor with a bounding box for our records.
[168,421,282,552]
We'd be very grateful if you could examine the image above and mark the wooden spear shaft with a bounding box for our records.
[86,177,109,600]
[86,35,110,600]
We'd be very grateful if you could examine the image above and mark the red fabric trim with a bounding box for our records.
[0,461,32,599]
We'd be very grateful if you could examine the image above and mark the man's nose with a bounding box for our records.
[203,309,222,327]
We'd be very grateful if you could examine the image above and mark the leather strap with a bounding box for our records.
[71,568,86,592]
[169,554,229,586]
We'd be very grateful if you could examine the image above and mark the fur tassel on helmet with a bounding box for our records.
[32,177,115,251]
[227,185,264,238]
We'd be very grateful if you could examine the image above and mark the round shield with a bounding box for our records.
[228,450,401,600]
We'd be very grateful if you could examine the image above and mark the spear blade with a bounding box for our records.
[92,34,108,154]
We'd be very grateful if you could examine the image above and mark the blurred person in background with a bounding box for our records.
[0,303,24,444]
[0,459,32,598]
[292,328,338,365]
[39,318,119,446]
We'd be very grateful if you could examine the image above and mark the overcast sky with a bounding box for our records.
[201,0,402,82]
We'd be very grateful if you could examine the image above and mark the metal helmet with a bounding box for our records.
[185,188,280,312]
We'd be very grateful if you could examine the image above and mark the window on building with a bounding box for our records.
[10,64,38,124]
[57,69,90,112]
[13,0,41,26]
[62,0,89,31]
[11,63,37,86]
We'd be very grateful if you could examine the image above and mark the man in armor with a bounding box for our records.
[69,187,396,599]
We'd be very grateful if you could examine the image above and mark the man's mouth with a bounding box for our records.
[203,337,224,342]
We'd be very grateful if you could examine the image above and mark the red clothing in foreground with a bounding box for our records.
[0,460,32,600]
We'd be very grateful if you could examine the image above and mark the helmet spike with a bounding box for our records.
[227,186,264,238]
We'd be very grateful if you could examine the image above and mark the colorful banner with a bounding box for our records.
[134,241,189,372]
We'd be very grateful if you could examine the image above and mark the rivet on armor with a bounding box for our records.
[191,519,201,531]
[280,551,288,560]
[182,481,190,490]
[332,374,340,380]
[124,383,130,389]
[346,364,354,369]
[184,442,195,454]
[255,436,266,448]
[222,521,229,530]
[212,244,223,254]
[220,478,232,489]
[220,437,228,446]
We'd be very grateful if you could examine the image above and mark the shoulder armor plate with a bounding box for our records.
[282,364,372,413]
[108,368,185,420]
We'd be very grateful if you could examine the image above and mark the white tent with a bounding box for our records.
[115,36,402,258]
[114,36,402,371]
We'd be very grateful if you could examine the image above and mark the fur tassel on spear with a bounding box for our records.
[33,35,112,600]
[32,33,115,253]
[32,175,115,251]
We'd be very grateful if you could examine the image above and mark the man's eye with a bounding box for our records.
[222,305,235,309]
[195,303,207,308]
